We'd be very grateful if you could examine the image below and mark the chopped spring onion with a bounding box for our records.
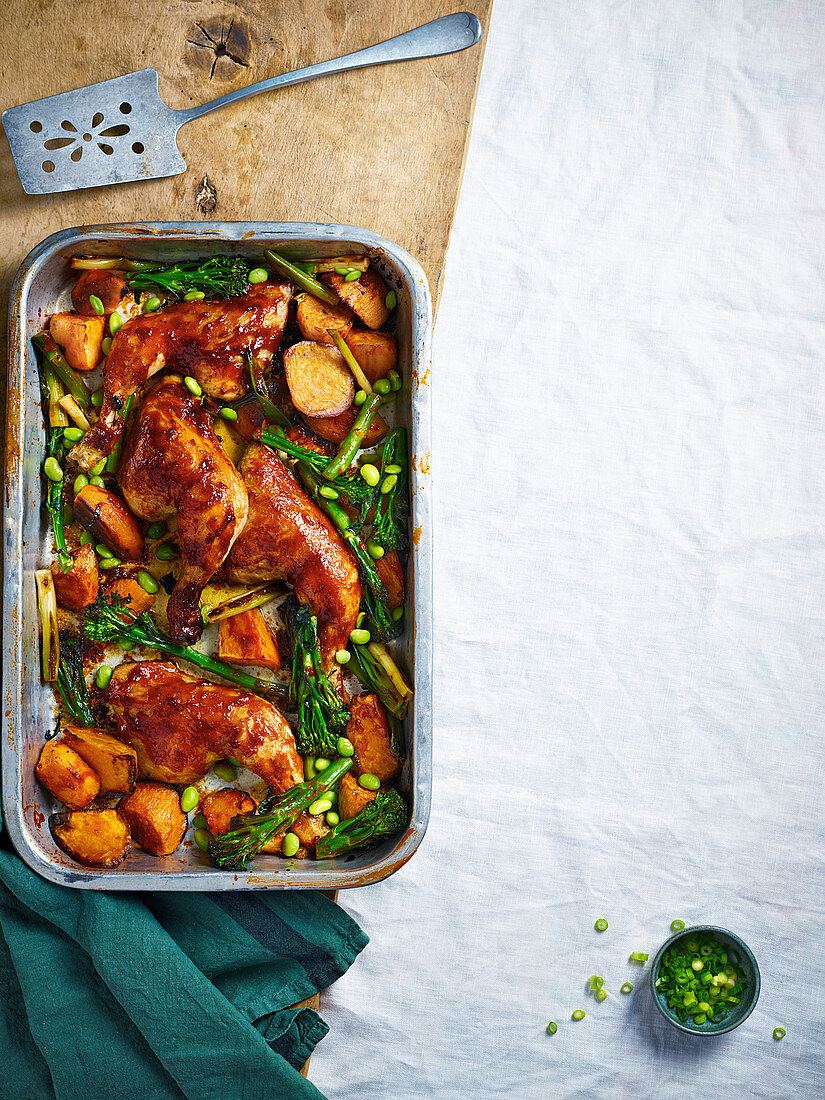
[773,1028,786,1041]
[595,989,607,1002]
[621,982,634,994]
[35,570,59,682]
[545,1021,558,1035]
[571,1010,586,1021]
[671,920,686,932]
[594,919,608,932]
[590,976,604,991]
[629,952,649,964]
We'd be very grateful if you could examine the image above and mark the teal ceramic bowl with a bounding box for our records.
[650,925,760,1036]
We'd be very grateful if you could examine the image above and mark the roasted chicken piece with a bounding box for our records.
[223,442,361,662]
[107,660,303,792]
[70,282,292,469]
[119,375,248,644]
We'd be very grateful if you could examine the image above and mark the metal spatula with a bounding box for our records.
[2,12,481,196]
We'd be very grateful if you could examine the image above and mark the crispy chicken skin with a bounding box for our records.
[107,660,303,792]
[119,375,248,644]
[224,443,361,661]
[70,282,292,469]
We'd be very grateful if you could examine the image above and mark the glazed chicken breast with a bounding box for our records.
[224,442,361,662]
[70,282,292,470]
[107,661,303,792]
[119,375,248,644]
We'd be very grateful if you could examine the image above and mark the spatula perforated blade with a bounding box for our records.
[1,12,482,196]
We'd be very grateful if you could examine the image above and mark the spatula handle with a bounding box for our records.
[176,12,482,125]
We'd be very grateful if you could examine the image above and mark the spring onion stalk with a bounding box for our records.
[207,757,353,869]
[326,328,372,393]
[34,341,72,572]
[322,391,383,479]
[315,790,407,859]
[57,631,95,725]
[32,334,91,409]
[58,394,91,430]
[305,256,370,274]
[245,349,292,429]
[70,257,160,272]
[127,256,251,300]
[296,461,399,642]
[285,598,349,756]
[348,640,412,721]
[35,570,59,682]
[200,581,286,624]
[263,249,340,305]
[82,591,288,701]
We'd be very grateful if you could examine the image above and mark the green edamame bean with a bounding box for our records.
[308,798,333,816]
[366,539,385,560]
[44,457,63,482]
[392,607,404,622]
[380,474,397,494]
[389,370,402,392]
[213,762,236,782]
[385,290,397,309]
[228,758,242,768]
[91,388,104,408]
[335,649,351,665]
[314,758,330,773]
[156,542,178,560]
[356,612,367,628]
[64,426,84,443]
[90,476,106,489]
[79,531,94,546]
[95,665,113,689]
[374,378,392,396]
[146,521,166,539]
[101,336,113,357]
[359,463,380,487]
[358,773,380,791]
[144,297,162,312]
[180,786,199,813]
[183,290,205,301]
[109,312,122,336]
[334,266,350,275]
[192,814,208,830]
[90,457,107,476]
[220,407,238,421]
[354,389,367,406]
[194,828,211,852]
[137,570,159,594]
[248,267,269,284]
[344,269,361,282]
[74,474,89,494]
[326,811,340,826]
[98,557,120,569]
[319,486,339,500]
[120,639,134,651]
[183,375,202,397]
[95,543,111,557]
[88,294,105,316]
[384,463,403,475]
[350,628,371,645]
[281,832,300,858]
[337,737,355,757]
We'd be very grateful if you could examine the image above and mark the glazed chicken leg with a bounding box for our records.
[70,282,292,470]
[107,661,304,792]
[119,375,248,644]
[224,443,361,662]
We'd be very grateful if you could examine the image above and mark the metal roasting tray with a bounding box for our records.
[3,222,432,889]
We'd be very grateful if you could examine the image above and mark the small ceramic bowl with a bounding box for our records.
[650,925,760,1035]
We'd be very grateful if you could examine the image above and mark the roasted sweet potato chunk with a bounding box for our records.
[50,543,99,612]
[36,739,100,809]
[61,725,137,794]
[118,782,187,856]
[296,293,354,343]
[338,772,378,821]
[324,270,390,330]
[49,312,105,372]
[50,808,130,867]
[284,342,355,418]
[218,608,281,671]
[347,694,401,783]
[74,484,144,561]
[201,787,256,835]
[343,330,397,384]
[374,550,405,610]
[303,404,388,446]
[72,269,132,316]
[102,570,156,616]
[291,810,330,853]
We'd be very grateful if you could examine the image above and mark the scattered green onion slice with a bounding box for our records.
[594,919,608,932]
[546,1021,558,1035]
[595,989,607,1002]
[571,1010,586,1021]
[630,952,649,963]
[621,982,634,994]
[671,920,686,932]
[773,1028,786,1041]
[590,976,604,991]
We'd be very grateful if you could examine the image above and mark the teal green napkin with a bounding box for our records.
[0,826,367,1100]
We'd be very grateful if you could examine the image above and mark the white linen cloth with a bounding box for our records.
[313,2,825,1096]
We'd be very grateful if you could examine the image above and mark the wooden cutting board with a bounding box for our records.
[0,0,491,1078]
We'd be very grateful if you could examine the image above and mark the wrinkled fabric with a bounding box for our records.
[313,2,825,1097]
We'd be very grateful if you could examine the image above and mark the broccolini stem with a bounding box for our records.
[323,391,383,479]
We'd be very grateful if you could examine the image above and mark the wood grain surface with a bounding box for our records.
[1,0,490,1078]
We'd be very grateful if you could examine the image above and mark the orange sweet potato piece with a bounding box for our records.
[343,330,397,384]
[74,485,144,561]
[49,808,130,867]
[118,782,187,856]
[50,543,99,612]
[291,810,329,853]
[61,726,137,795]
[296,293,354,343]
[284,342,355,418]
[72,269,132,316]
[102,570,156,615]
[374,550,405,610]
[49,312,105,372]
[36,739,100,809]
[200,787,257,835]
[218,608,281,671]
[302,404,388,446]
[347,694,401,783]
[338,771,378,821]
[323,270,390,330]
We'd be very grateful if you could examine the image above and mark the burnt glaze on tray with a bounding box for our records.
[4,222,432,890]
